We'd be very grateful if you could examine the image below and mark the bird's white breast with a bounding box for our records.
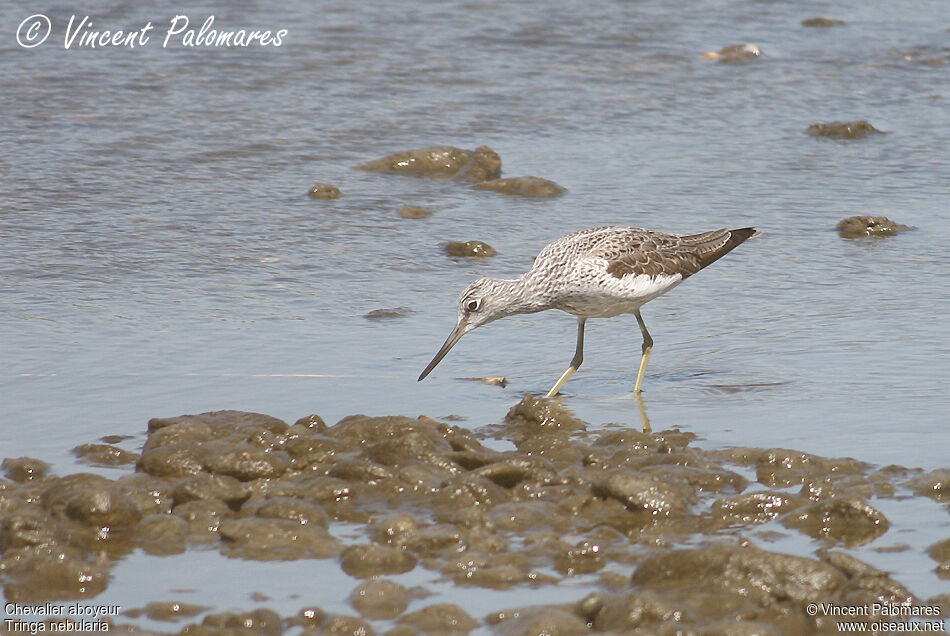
[555,264,684,317]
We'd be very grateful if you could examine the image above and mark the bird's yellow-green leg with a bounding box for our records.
[633,310,653,394]
[546,318,585,397]
[635,391,652,433]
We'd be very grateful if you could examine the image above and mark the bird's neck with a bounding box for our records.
[493,275,553,317]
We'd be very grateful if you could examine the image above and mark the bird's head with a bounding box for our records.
[418,277,512,381]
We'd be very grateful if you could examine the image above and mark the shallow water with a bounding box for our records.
[2,0,949,625]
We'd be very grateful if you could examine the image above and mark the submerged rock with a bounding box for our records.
[445,240,497,257]
[452,145,503,183]
[703,43,763,62]
[807,120,884,139]
[473,176,565,197]
[1,456,50,482]
[802,17,845,27]
[782,498,890,546]
[348,578,409,619]
[836,215,914,238]
[396,204,434,219]
[355,146,475,178]
[363,307,413,321]
[307,183,341,199]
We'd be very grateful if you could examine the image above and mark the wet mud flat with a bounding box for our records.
[2,400,948,635]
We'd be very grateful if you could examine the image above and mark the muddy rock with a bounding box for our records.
[72,443,138,466]
[554,539,605,575]
[125,601,209,622]
[837,215,914,238]
[819,550,915,604]
[191,608,283,635]
[172,473,249,507]
[504,395,587,438]
[927,537,950,564]
[712,490,805,525]
[369,512,421,547]
[42,473,142,529]
[307,183,341,199]
[393,603,478,634]
[444,552,553,588]
[397,204,434,219]
[633,545,847,603]
[445,240,497,257]
[340,542,417,577]
[472,176,565,197]
[329,414,441,447]
[135,514,187,555]
[348,578,409,619]
[203,446,291,481]
[354,146,474,177]
[0,508,68,551]
[452,145,502,183]
[783,498,889,546]
[802,17,845,27]
[218,517,341,560]
[242,496,330,527]
[908,469,950,502]
[173,499,231,542]
[2,456,52,482]
[807,120,884,139]
[591,469,694,517]
[703,43,763,61]
[2,551,109,602]
[488,604,589,636]
[755,448,866,488]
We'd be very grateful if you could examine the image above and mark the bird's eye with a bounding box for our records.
[466,299,480,312]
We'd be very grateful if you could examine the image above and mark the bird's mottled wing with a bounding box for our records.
[596,228,732,278]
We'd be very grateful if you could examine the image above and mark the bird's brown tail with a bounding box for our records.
[685,227,760,271]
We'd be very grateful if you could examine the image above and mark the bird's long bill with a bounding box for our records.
[418,323,465,381]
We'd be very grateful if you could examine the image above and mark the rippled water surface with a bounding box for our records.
[3,0,949,624]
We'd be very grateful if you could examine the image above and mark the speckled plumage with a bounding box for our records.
[419,225,758,395]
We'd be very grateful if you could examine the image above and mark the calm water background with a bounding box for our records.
[2,0,948,625]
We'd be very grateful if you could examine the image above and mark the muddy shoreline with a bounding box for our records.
[1,398,947,634]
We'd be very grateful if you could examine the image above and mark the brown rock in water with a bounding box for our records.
[349,578,409,619]
[782,498,889,546]
[42,473,142,529]
[72,443,138,466]
[453,145,503,183]
[394,603,478,634]
[396,204,433,219]
[307,183,341,199]
[341,543,417,577]
[1,456,51,482]
[702,43,763,62]
[908,468,950,502]
[591,469,695,517]
[125,601,210,622]
[354,146,474,177]
[807,120,884,139]
[488,604,590,635]
[195,609,283,634]
[2,552,109,602]
[218,517,341,560]
[473,176,566,197]
[837,215,913,238]
[712,490,806,525]
[135,514,187,555]
[445,240,497,257]
[363,307,412,320]
[802,17,845,27]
